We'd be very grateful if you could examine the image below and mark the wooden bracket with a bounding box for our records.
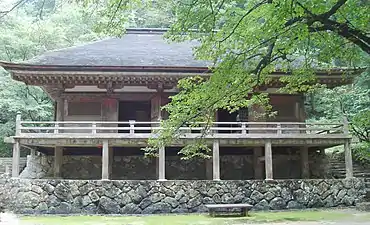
[97,82,124,95]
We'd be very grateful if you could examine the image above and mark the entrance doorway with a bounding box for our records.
[217,108,248,133]
[118,101,151,133]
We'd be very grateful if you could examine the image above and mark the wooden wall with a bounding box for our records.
[58,92,305,125]
[268,94,305,122]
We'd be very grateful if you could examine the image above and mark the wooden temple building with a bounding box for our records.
[1,28,355,181]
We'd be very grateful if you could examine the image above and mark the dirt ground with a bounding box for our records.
[16,208,370,225]
[243,209,370,225]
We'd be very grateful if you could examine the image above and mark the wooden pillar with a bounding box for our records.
[344,140,353,178]
[56,97,65,121]
[101,98,118,133]
[213,140,220,180]
[56,95,65,134]
[298,95,306,121]
[253,147,263,179]
[158,146,166,181]
[102,140,109,180]
[205,159,213,180]
[151,91,163,121]
[11,141,20,178]
[108,147,114,179]
[12,113,21,178]
[300,146,309,179]
[343,117,353,179]
[54,146,63,178]
[294,102,300,121]
[264,141,273,180]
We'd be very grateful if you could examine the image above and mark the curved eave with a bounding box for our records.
[0,61,211,74]
[0,61,363,88]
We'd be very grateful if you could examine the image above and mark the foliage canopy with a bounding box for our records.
[0,0,369,158]
[0,0,100,156]
[84,0,370,157]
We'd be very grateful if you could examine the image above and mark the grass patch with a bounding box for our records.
[21,210,354,225]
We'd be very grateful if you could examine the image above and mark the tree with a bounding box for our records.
[0,1,101,156]
[87,0,369,158]
[306,70,370,141]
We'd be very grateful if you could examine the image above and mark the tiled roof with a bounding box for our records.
[26,29,209,67]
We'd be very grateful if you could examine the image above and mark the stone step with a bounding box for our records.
[331,169,370,173]
[332,171,370,175]
[331,165,367,168]
[331,169,367,172]
[330,167,370,173]
[331,170,370,174]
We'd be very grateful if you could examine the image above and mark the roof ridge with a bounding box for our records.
[126,28,169,34]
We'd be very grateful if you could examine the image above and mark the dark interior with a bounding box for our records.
[37,146,311,156]
[118,101,151,133]
[217,109,242,133]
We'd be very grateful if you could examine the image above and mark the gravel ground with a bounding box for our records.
[245,223,370,225]
[8,208,370,225]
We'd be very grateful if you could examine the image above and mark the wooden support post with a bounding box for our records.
[264,141,273,180]
[158,146,166,181]
[15,113,21,136]
[56,97,65,121]
[102,140,109,180]
[56,96,65,134]
[11,141,20,178]
[343,116,353,179]
[253,147,263,179]
[213,140,220,180]
[294,102,300,121]
[300,146,310,179]
[108,147,114,179]
[344,140,353,179]
[54,146,63,178]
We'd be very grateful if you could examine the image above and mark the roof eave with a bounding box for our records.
[1,61,365,76]
[0,61,211,74]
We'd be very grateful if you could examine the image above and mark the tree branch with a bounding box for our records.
[0,0,27,19]
[319,0,348,19]
[107,0,124,29]
[309,20,370,54]
[38,0,46,20]
[291,0,369,53]
[249,40,276,85]
[219,0,268,43]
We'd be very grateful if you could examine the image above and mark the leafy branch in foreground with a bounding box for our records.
[85,0,369,158]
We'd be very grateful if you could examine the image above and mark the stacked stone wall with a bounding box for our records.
[0,179,365,214]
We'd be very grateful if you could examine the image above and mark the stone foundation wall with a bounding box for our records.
[20,152,329,180]
[0,179,365,214]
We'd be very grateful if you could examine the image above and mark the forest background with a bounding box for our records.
[0,0,368,161]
